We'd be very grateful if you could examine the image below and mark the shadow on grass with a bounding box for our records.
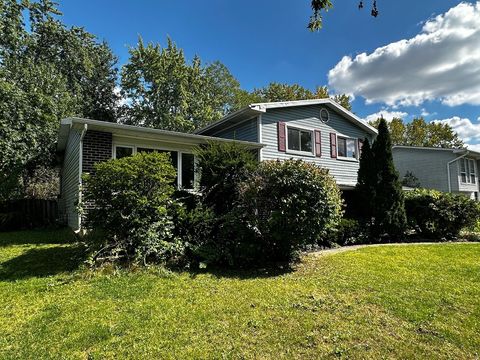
[186,263,295,280]
[0,244,86,281]
[0,228,77,247]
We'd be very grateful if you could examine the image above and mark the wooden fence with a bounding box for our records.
[0,199,59,230]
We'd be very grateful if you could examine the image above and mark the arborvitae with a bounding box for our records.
[356,138,375,222]
[371,118,407,240]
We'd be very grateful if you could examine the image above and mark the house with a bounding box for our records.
[56,118,264,230]
[196,99,377,189]
[57,99,377,230]
[392,146,480,200]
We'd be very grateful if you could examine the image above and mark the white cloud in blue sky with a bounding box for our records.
[328,1,480,108]
[365,110,409,123]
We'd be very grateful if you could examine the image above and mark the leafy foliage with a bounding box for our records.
[369,117,464,148]
[82,152,183,265]
[194,141,258,215]
[237,82,352,111]
[357,119,406,240]
[121,38,243,132]
[401,171,420,188]
[0,0,119,201]
[405,189,480,240]
[238,160,343,261]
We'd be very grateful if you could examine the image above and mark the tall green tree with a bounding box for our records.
[355,138,375,220]
[370,119,407,239]
[0,0,119,201]
[369,117,463,148]
[121,37,242,132]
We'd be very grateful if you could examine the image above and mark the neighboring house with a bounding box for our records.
[196,99,378,189]
[392,146,480,200]
[57,117,263,230]
[57,99,377,230]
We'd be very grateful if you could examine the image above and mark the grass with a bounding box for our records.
[1,230,479,359]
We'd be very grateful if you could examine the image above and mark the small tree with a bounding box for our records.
[371,119,407,239]
[356,138,375,221]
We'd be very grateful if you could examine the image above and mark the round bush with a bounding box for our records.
[238,159,343,262]
[405,188,480,240]
[82,152,183,265]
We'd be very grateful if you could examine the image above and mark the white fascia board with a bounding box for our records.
[58,117,265,151]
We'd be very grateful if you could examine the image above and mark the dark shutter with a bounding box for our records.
[278,122,286,152]
[358,139,364,158]
[314,130,322,157]
[330,133,337,158]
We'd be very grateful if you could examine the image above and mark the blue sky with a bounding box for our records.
[58,0,480,148]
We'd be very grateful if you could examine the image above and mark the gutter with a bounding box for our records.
[78,124,88,229]
[447,150,468,193]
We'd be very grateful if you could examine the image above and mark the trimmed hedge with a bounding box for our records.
[405,188,480,240]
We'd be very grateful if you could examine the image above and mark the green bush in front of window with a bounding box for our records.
[82,152,184,265]
[238,159,343,262]
[405,188,480,240]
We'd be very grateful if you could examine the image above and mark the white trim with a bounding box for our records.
[258,115,263,161]
[78,124,88,230]
[458,157,477,185]
[112,140,196,190]
[447,152,469,193]
[285,124,315,156]
[320,108,330,123]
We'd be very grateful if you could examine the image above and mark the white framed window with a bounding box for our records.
[337,136,358,159]
[320,108,330,123]
[286,126,314,155]
[113,143,196,189]
[460,158,476,184]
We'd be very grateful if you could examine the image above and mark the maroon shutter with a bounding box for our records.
[358,139,364,158]
[330,133,337,158]
[278,122,286,152]
[314,130,322,157]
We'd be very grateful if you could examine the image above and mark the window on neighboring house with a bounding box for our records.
[287,127,313,153]
[337,137,357,159]
[460,158,476,184]
[115,146,133,159]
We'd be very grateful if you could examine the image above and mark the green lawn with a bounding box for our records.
[1,230,479,359]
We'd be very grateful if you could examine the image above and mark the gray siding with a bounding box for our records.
[392,148,459,192]
[261,105,373,187]
[59,128,81,229]
[212,117,258,142]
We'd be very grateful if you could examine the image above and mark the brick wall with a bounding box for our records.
[82,130,112,174]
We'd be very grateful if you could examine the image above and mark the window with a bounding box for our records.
[320,108,329,123]
[115,146,133,159]
[113,144,196,189]
[181,153,195,189]
[337,137,357,159]
[460,158,476,184]
[287,127,313,153]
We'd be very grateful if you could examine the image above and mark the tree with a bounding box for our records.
[308,0,379,31]
[0,0,120,201]
[355,138,375,220]
[370,119,407,239]
[369,117,463,148]
[121,37,242,132]
[233,82,352,111]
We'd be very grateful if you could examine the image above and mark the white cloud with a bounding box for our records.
[328,2,480,107]
[466,143,480,152]
[365,110,408,123]
[433,116,480,142]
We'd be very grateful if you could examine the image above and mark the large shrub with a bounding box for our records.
[82,152,184,265]
[194,141,258,214]
[405,188,480,240]
[239,159,343,262]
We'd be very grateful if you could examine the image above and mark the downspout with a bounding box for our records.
[78,124,88,230]
[447,150,469,193]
